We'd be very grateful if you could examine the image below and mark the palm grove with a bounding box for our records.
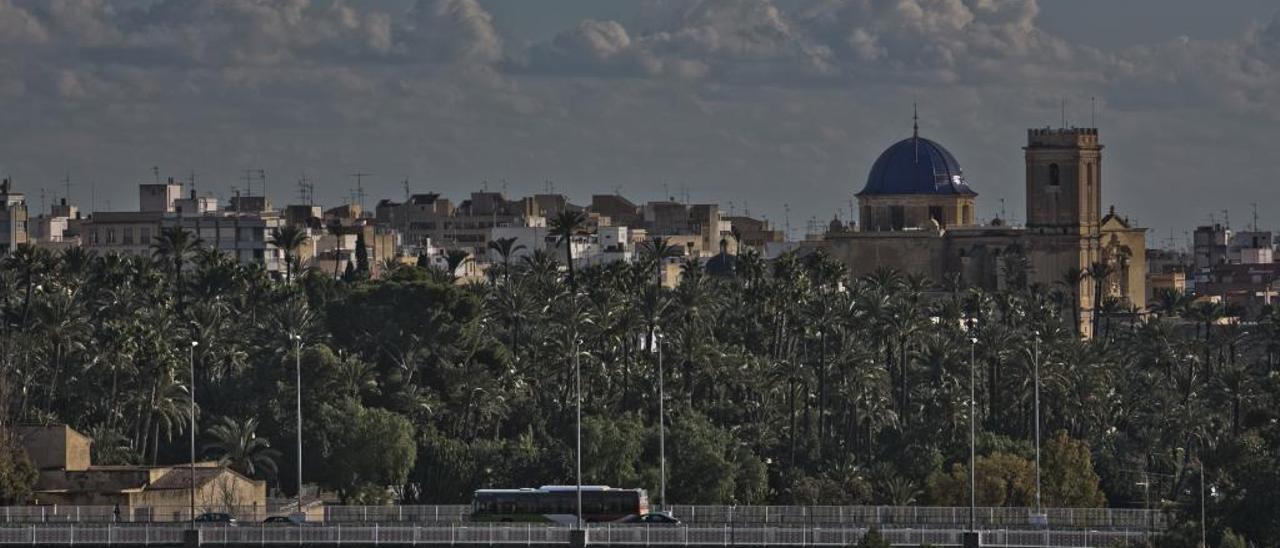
[0,214,1275,545]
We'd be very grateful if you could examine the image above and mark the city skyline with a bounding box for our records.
[2,0,1279,244]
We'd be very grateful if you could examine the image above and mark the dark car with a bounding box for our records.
[193,513,237,526]
[633,512,681,525]
[263,515,311,525]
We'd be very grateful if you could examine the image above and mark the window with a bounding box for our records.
[1049,163,1060,186]
[139,227,151,245]
[962,204,972,224]
[890,206,905,230]
[122,228,133,245]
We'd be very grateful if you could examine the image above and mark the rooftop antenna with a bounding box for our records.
[242,169,256,198]
[1000,198,1007,221]
[501,178,508,195]
[152,166,160,185]
[1223,209,1230,230]
[728,201,735,216]
[348,173,371,209]
[39,188,45,214]
[403,179,411,201]
[90,180,96,213]
[188,171,196,197]
[784,203,791,241]
[743,200,750,217]
[62,174,72,205]
[1091,96,1097,127]
[297,173,312,205]
[913,102,920,163]
[1252,202,1259,232]
[258,169,267,202]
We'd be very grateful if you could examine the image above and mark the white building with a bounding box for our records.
[81,183,285,274]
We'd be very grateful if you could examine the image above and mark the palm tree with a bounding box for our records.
[638,237,682,287]
[549,210,588,291]
[203,416,281,479]
[151,226,203,313]
[327,221,345,279]
[1056,267,1087,337]
[487,237,526,283]
[1088,262,1115,338]
[269,225,310,285]
[445,250,471,281]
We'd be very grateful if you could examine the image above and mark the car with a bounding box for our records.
[263,514,312,526]
[193,513,237,526]
[633,512,681,525]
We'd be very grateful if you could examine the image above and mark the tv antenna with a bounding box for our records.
[62,174,72,205]
[784,203,791,241]
[297,173,315,205]
[151,166,160,185]
[348,172,372,209]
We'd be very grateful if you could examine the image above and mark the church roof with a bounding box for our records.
[857,135,976,197]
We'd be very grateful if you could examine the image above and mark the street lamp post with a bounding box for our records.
[188,340,199,527]
[969,335,977,532]
[1033,331,1042,516]
[657,332,666,513]
[574,335,583,530]
[291,333,304,519]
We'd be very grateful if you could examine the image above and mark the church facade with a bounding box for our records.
[825,126,1146,337]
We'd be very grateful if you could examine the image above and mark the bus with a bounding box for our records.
[471,486,649,524]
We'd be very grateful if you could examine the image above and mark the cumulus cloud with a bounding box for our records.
[1,0,1280,238]
[401,0,503,64]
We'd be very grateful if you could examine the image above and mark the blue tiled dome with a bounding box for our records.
[857,136,976,196]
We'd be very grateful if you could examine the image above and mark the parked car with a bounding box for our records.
[193,513,237,526]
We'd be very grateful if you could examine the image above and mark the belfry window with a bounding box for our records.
[890,206,905,230]
[1049,163,1061,186]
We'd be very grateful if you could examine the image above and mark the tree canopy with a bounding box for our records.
[0,238,1278,543]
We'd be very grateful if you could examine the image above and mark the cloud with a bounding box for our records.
[401,0,503,64]
[2,0,1280,239]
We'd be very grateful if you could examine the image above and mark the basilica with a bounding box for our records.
[824,125,1146,337]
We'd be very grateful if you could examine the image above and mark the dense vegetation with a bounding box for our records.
[0,227,1278,546]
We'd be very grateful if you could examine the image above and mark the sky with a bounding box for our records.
[2,0,1279,247]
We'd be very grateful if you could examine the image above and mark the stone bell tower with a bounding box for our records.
[1024,128,1103,235]
[1024,128,1105,337]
